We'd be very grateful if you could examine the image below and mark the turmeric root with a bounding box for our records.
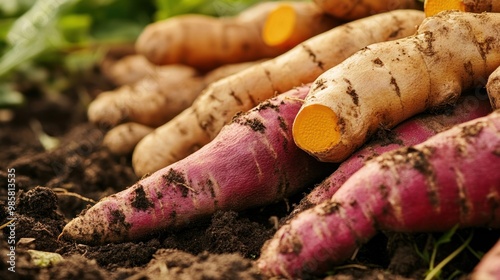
[88,60,259,128]
[103,123,154,156]
[132,10,424,176]
[424,0,500,17]
[487,65,500,109]
[136,1,339,70]
[313,0,422,20]
[88,64,205,127]
[293,11,500,162]
[101,54,157,86]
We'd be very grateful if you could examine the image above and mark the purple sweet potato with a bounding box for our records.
[60,85,336,244]
[258,110,500,278]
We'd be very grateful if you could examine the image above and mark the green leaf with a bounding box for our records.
[0,0,81,77]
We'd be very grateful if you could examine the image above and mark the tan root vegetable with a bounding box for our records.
[424,0,500,17]
[292,11,500,163]
[313,0,422,20]
[88,64,204,127]
[136,1,339,70]
[88,60,259,128]
[486,65,500,109]
[132,10,425,176]
[103,123,154,156]
[102,54,157,86]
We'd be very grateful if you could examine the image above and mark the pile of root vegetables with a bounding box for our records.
[62,0,500,278]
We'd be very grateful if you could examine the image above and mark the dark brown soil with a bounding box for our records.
[0,66,498,280]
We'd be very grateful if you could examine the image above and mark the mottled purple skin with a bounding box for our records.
[61,85,336,244]
[472,239,500,280]
[301,97,493,209]
[258,110,500,278]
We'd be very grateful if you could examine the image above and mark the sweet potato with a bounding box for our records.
[471,238,500,280]
[132,10,425,176]
[258,109,500,278]
[313,0,422,20]
[298,95,492,211]
[292,11,500,162]
[60,85,336,244]
[136,1,339,70]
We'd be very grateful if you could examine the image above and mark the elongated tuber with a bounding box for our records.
[101,54,157,86]
[136,1,339,70]
[132,10,424,176]
[60,85,336,244]
[297,95,492,211]
[258,109,500,278]
[293,11,500,162]
[88,60,259,128]
[103,123,154,156]
[313,0,422,20]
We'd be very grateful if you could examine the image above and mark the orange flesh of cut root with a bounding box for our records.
[424,0,465,17]
[292,104,341,155]
[262,5,297,47]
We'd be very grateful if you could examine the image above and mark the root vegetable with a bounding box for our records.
[102,54,157,86]
[292,11,500,163]
[424,0,500,17]
[471,238,500,280]
[88,64,204,127]
[103,123,154,156]
[60,85,336,244]
[136,1,339,70]
[258,109,500,278]
[297,95,492,212]
[487,65,500,109]
[88,60,259,128]
[313,0,422,20]
[132,10,425,176]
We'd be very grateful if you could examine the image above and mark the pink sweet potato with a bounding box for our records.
[60,85,336,244]
[258,110,500,278]
[472,238,500,280]
[297,96,492,212]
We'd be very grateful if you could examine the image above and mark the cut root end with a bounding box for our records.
[292,104,341,155]
[424,0,465,17]
[262,4,297,47]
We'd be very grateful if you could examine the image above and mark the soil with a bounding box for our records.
[0,63,498,280]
